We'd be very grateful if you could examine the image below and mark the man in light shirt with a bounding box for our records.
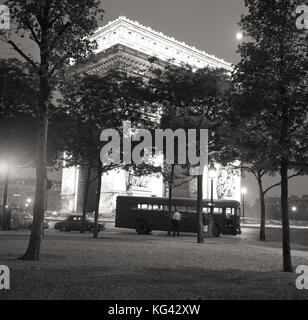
[171,210,182,237]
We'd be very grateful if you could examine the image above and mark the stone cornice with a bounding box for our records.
[92,16,233,72]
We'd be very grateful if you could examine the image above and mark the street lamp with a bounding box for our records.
[241,187,247,221]
[236,32,243,41]
[208,164,217,208]
[0,160,9,231]
[208,164,217,237]
[27,198,32,204]
[208,164,217,211]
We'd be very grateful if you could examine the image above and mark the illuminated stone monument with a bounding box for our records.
[60,16,240,218]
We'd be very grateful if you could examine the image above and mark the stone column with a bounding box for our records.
[60,166,80,213]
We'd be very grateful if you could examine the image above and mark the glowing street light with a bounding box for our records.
[292,206,297,212]
[0,160,9,231]
[208,163,217,180]
[27,198,32,203]
[236,32,243,41]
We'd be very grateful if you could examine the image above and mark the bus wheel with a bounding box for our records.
[135,220,149,234]
[212,224,221,238]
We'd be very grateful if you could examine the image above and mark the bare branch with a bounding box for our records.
[260,170,267,178]
[173,176,194,188]
[263,181,281,195]
[24,19,41,46]
[263,170,303,195]
[6,39,39,72]
[88,176,98,185]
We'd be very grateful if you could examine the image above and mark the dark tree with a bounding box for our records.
[218,116,303,242]
[1,0,104,260]
[59,70,153,238]
[234,0,308,271]
[150,63,231,243]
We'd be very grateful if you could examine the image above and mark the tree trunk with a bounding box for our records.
[257,175,266,241]
[81,162,92,233]
[197,174,204,243]
[93,164,102,239]
[280,161,292,272]
[21,73,49,261]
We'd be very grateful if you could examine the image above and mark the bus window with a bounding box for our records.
[153,205,161,211]
[177,206,187,213]
[226,208,233,216]
[187,207,197,213]
[139,204,152,210]
[203,207,211,213]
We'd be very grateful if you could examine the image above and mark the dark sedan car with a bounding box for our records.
[54,215,105,233]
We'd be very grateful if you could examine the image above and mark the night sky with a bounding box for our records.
[0,0,307,204]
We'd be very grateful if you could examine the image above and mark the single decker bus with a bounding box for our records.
[115,196,241,237]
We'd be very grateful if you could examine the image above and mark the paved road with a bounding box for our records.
[46,221,308,250]
[1,226,308,299]
[239,227,308,250]
[1,227,308,300]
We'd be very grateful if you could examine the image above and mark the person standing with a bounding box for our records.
[11,208,20,230]
[172,210,182,237]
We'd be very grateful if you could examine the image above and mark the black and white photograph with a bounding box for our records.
[0,0,308,305]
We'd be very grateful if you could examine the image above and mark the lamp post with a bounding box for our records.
[208,163,217,237]
[0,161,9,231]
[241,187,247,222]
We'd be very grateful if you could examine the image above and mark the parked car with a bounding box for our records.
[54,215,105,233]
[19,213,49,230]
[45,211,59,217]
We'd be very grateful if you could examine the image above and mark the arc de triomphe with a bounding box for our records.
[60,16,241,219]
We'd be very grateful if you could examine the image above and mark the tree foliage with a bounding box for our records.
[1,0,104,260]
[149,63,231,242]
[232,0,308,271]
[59,69,154,238]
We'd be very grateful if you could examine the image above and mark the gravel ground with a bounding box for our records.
[0,228,308,300]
